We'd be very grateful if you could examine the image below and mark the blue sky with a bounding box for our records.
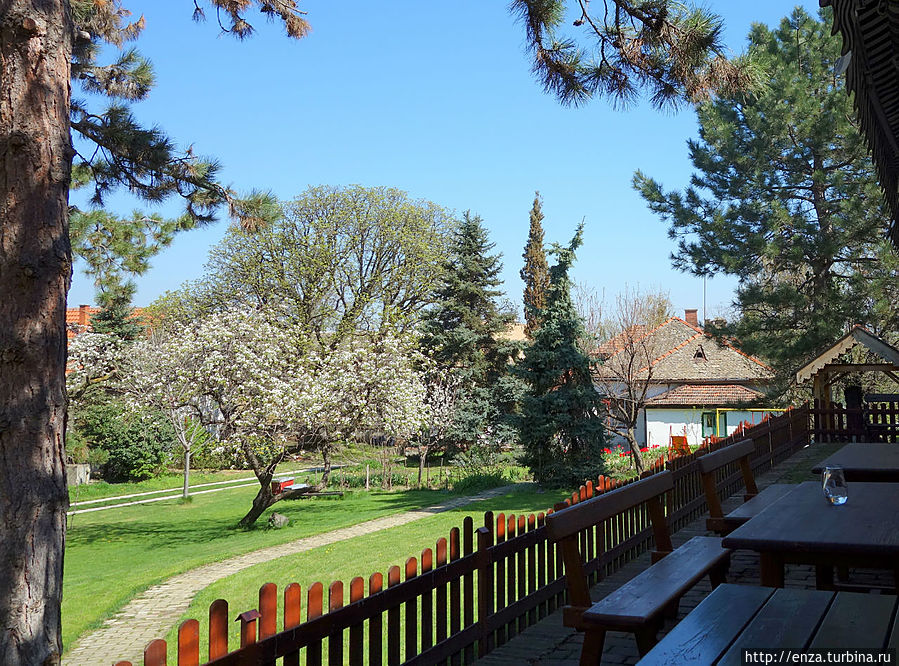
[68,0,822,323]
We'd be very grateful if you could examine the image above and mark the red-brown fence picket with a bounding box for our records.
[113,404,813,666]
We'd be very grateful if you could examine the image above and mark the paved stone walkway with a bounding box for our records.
[478,444,891,666]
[64,484,521,666]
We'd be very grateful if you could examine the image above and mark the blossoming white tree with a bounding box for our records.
[124,331,214,499]
[413,365,460,487]
[66,331,124,408]
[133,306,428,526]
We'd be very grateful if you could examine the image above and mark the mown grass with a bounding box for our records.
[63,481,517,654]
[162,486,568,663]
[67,460,327,503]
[774,440,848,484]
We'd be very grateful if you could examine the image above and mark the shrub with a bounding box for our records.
[68,398,175,482]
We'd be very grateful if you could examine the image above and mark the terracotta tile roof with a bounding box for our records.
[597,325,647,356]
[646,383,765,406]
[594,317,773,382]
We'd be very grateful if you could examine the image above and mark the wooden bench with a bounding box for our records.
[545,470,730,664]
[699,439,794,535]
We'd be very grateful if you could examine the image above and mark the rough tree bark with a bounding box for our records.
[0,2,73,664]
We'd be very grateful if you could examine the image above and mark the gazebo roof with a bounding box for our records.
[796,325,899,384]
[821,0,899,247]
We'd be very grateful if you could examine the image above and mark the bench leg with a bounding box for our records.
[579,629,606,666]
[635,625,659,656]
[709,560,729,589]
[836,565,849,582]
[663,598,679,619]
[815,564,834,590]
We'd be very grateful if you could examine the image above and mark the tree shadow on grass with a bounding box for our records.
[66,485,529,550]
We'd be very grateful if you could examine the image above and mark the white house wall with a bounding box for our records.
[645,409,704,448]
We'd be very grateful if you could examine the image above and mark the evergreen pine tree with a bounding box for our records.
[517,225,605,486]
[420,212,523,451]
[521,192,549,339]
[90,300,144,342]
[633,8,899,390]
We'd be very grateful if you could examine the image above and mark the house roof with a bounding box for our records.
[646,383,765,407]
[795,324,899,384]
[822,0,899,247]
[594,317,773,383]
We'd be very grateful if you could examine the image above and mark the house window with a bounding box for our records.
[702,411,716,437]
[693,345,707,361]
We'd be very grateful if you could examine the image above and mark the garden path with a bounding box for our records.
[64,484,519,666]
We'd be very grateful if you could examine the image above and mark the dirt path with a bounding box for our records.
[64,484,520,665]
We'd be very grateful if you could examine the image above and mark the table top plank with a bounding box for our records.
[722,482,899,557]
[638,587,898,665]
[637,584,774,666]
[811,443,899,482]
[809,591,897,650]
[715,588,834,666]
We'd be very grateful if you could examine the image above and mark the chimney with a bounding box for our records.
[78,304,90,327]
[684,308,700,328]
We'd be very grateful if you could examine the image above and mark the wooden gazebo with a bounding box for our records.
[796,325,899,407]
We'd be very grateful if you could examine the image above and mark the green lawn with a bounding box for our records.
[62,481,517,654]
[67,461,326,504]
[774,441,847,484]
[162,486,568,662]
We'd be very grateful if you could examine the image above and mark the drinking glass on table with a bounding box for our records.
[823,465,848,505]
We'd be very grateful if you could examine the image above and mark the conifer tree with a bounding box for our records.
[0,3,307,662]
[521,192,549,339]
[517,225,605,486]
[633,8,899,390]
[420,212,523,451]
[510,0,758,110]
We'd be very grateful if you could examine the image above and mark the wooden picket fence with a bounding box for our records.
[115,405,812,666]
[811,397,899,443]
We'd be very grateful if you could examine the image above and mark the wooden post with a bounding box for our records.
[476,526,494,657]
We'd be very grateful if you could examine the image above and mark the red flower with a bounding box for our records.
[640,447,649,453]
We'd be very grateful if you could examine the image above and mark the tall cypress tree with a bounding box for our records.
[517,225,605,486]
[420,212,522,450]
[521,192,549,339]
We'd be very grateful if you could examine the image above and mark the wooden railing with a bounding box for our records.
[812,397,899,443]
[114,405,812,666]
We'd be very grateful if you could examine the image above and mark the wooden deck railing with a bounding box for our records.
[811,397,899,443]
[114,405,812,666]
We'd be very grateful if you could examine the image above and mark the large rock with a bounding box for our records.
[268,512,290,529]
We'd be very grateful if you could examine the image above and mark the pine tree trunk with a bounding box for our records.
[0,3,73,664]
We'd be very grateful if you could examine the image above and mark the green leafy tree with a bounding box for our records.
[517,225,606,485]
[509,0,758,109]
[420,212,524,452]
[521,192,550,339]
[0,2,308,661]
[191,185,453,344]
[633,7,899,391]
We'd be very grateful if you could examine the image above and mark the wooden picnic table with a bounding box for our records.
[638,584,899,665]
[721,481,899,589]
[811,442,899,482]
